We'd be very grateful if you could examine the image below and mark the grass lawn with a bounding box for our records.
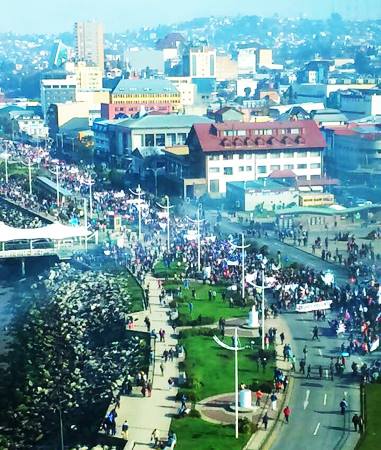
[165,281,249,325]
[171,417,249,450]
[180,333,274,401]
[358,384,381,450]
[153,259,186,278]
[124,272,146,312]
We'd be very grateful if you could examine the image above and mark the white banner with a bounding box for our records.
[296,300,333,313]
[370,337,380,352]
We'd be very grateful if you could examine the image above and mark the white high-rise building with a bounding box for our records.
[74,21,104,71]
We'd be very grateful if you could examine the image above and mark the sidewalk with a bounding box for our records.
[111,274,180,449]
[244,315,294,450]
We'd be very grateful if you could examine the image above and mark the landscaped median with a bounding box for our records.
[171,327,275,450]
[163,279,250,326]
[357,383,381,450]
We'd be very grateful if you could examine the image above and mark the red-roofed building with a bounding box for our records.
[187,120,326,196]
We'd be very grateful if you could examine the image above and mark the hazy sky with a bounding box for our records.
[2,0,381,34]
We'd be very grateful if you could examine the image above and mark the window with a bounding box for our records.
[310,163,321,169]
[258,166,267,174]
[167,133,176,146]
[224,167,233,175]
[145,134,154,146]
[209,167,220,173]
[270,165,280,171]
[155,134,165,146]
[209,154,220,161]
[291,128,300,134]
[310,151,320,157]
[223,154,233,160]
[239,154,244,160]
[239,166,245,172]
[298,175,307,180]
[245,154,253,159]
[297,164,307,169]
[210,179,219,193]
[256,153,266,159]
[178,133,187,144]
[246,166,253,171]
[272,152,281,158]
[297,152,307,158]
[284,164,294,170]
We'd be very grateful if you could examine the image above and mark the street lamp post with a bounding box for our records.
[82,175,95,218]
[146,167,164,198]
[129,184,144,242]
[213,328,245,439]
[231,233,251,300]
[20,158,37,195]
[83,198,88,251]
[157,195,174,252]
[186,204,205,272]
[252,267,270,350]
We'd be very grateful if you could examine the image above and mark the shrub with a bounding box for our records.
[176,314,215,327]
[178,328,217,339]
[188,409,201,418]
[249,380,274,394]
[238,417,256,434]
[168,300,177,309]
[176,389,197,403]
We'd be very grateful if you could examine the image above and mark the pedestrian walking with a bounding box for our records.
[160,362,164,376]
[151,428,160,448]
[303,345,308,360]
[255,389,264,406]
[299,359,306,374]
[312,326,319,341]
[352,414,360,432]
[144,316,151,332]
[121,420,129,441]
[283,405,291,423]
[280,332,285,345]
[168,377,174,390]
[307,364,311,378]
[270,392,278,411]
[318,365,323,379]
[262,412,269,430]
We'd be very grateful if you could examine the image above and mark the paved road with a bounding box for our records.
[270,309,361,450]
[193,207,360,450]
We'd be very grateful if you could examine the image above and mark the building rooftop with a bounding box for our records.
[116,114,213,130]
[228,179,292,191]
[190,120,326,153]
[112,79,179,95]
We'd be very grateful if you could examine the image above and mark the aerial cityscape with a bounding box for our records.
[1,0,381,449]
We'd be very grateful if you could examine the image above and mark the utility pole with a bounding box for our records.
[213,328,245,439]
[157,195,174,252]
[231,233,251,300]
[186,204,205,272]
[84,198,88,251]
[130,184,144,242]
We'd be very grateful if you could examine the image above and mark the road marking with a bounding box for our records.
[319,349,322,356]
[304,390,310,410]
[325,369,329,379]
[324,393,327,406]
[344,391,348,397]
[313,423,321,436]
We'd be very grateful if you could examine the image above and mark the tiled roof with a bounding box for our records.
[191,120,326,153]
[268,169,296,179]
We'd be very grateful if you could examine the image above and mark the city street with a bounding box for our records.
[270,309,361,450]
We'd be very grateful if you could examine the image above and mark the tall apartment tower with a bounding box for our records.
[74,21,104,71]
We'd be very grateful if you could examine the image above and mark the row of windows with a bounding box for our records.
[208,151,321,161]
[209,163,321,175]
[223,128,301,137]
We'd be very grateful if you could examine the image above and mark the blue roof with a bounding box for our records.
[112,79,178,95]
